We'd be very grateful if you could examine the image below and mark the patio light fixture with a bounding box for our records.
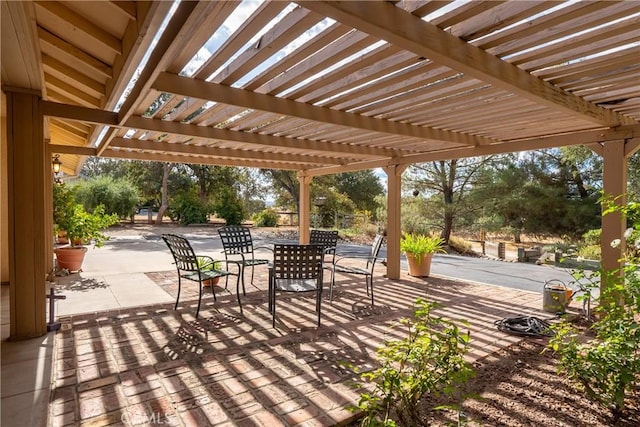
[52,154,62,174]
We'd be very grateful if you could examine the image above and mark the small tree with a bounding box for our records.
[351,299,474,426]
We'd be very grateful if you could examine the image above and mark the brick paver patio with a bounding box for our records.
[50,266,548,426]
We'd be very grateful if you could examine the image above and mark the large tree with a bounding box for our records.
[404,157,495,243]
[335,170,384,218]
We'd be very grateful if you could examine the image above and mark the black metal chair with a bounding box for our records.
[268,244,324,327]
[330,234,384,306]
[162,234,239,318]
[218,225,270,296]
[310,229,339,267]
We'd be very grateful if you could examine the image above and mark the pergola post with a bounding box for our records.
[384,164,406,280]
[297,174,312,244]
[601,140,627,285]
[5,89,49,340]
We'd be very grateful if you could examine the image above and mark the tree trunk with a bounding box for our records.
[156,163,169,224]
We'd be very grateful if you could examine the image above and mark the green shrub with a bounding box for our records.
[582,228,601,246]
[577,244,601,260]
[350,299,474,426]
[549,201,640,420]
[400,233,445,257]
[74,176,138,218]
[171,192,209,225]
[214,188,245,226]
[253,208,279,227]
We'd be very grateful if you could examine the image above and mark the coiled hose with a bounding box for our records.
[494,315,554,337]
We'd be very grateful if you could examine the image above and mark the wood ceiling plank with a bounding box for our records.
[42,54,104,95]
[242,23,352,91]
[539,49,640,83]
[193,1,288,80]
[38,27,112,79]
[36,1,121,54]
[490,2,639,59]
[110,137,347,165]
[215,6,324,86]
[44,73,101,107]
[301,1,632,127]
[449,1,556,41]
[282,44,406,101]
[299,51,420,106]
[2,1,43,91]
[517,27,640,73]
[153,73,492,146]
[256,30,375,96]
[50,118,91,134]
[167,1,238,74]
[432,1,507,29]
[110,1,137,20]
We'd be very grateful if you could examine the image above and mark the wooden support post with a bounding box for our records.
[6,89,48,339]
[384,164,406,280]
[601,140,627,289]
[298,174,312,244]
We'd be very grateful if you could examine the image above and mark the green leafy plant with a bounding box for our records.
[548,200,640,420]
[59,204,119,248]
[253,208,279,227]
[350,299,474,426]
[400,233,446,259]
[196,257,221,271]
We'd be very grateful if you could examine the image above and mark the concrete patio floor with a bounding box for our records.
[2,232,564,427]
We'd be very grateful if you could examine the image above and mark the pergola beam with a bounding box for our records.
[302,1,634,128]
[110,137,345,165]
[152,72,493,147]
[124,116,393,158]
[102,148,305,170]
[305,125,640,176]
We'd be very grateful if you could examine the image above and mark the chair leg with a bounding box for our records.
[369,276,374,306]
[174,275,182,310]
[329,269,335,302]
[235,275,243,315]
[250,264,255,285]
[196,281,203,318]
[210,279,217,301]
[317,289,322,326]
[271,288,276,327]
[240,265,247,296]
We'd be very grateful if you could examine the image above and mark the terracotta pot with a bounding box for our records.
[55,246,88,273]
[202,276,220,287]
[406,253,434,277]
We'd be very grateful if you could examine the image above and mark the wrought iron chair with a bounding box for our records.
[310,229,339,267]
[330,234,384,306]
[218,225,270,296]
[162,234,239,318]
[268,244,324,327]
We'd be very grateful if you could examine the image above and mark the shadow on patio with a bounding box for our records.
[49,267,547,426]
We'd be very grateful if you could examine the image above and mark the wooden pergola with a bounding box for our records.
[2,1,639,339]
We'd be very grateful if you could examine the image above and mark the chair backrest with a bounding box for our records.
[272,244,324,280]
[367,235,385,271]
[162,234,198,272]
[218,225,254,254]
[309,229,339,250]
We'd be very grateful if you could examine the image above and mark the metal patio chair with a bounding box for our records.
[162,233,239,318]
[268,244,324,327]
[310,229,339,267]
[330,234,384,306]
[218,225,270,296]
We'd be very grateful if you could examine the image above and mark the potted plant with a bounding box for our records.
[54,202,119,272]
[400,233,446,277]
[197,257,222,287]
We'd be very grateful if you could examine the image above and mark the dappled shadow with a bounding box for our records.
[49,262,556,426]
[58,276,109,291]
